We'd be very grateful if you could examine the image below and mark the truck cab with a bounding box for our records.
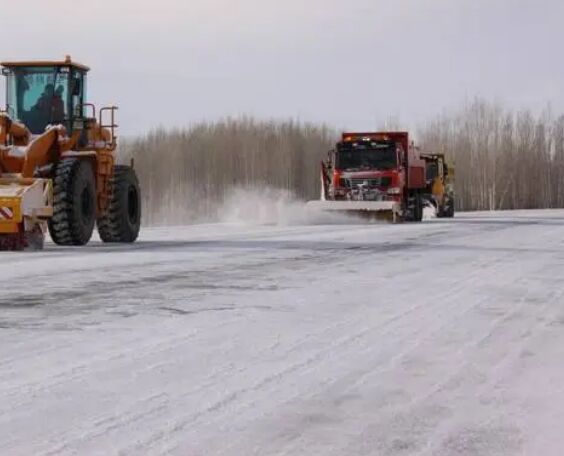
[326,132,425,201]
[317,132,426,221]
[329,136,403,202]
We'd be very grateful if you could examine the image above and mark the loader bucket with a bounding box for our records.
[306,200,402,223]
[0,177,52,250]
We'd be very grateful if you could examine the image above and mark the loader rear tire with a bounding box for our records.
[439,198,455,218]
[445,199,455,218]
[97,165,141,243]
[48,158,96,246]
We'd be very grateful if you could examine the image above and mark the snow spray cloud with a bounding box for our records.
[218,187,368,226]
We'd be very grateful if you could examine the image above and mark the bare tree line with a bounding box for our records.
[120,118,334,225]
[419,99,564,211]
[120,100,564,224]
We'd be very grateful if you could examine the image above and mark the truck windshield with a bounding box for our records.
[336,144,397,171]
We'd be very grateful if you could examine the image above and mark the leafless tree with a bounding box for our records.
[119,118,334,224]
[419,99,562,211]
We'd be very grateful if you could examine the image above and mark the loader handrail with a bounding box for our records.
[80,103,97,120]
[100,106,118,148]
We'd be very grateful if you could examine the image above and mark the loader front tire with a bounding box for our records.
[97,165,141,243]
[48,158,97,246]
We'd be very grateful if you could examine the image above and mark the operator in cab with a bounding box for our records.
[33,84,65,124]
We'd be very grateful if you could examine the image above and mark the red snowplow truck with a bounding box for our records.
[307,132,426,222]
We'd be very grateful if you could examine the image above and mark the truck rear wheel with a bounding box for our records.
[414,194,423,222]
[407,192,423,222]
[97,165,141,243]
[48,158,96,246]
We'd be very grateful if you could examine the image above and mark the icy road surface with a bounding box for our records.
[1,210,564,455]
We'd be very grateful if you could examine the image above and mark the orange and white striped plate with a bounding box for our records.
[0,207,14,220]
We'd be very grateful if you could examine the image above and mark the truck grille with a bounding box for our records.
[341,177,392,188]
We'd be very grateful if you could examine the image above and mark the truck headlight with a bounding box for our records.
[387,187,401,195]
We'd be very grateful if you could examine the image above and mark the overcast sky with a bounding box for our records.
[2,0,562,135]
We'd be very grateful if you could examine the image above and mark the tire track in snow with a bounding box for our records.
[0,213,561,455]
[124,252,514,454]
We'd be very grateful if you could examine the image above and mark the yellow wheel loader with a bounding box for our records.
[420,153,455,218]
[0,56,141,250]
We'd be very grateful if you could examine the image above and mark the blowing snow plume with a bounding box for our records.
[218,187,366,226]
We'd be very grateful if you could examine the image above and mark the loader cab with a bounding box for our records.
[1,57,88,135]
[424,155,446,185]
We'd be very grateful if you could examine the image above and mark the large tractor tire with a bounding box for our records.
[48,158,97,246]
[97,165,141,243]
[445,197,455,218]
[438,197,455,218]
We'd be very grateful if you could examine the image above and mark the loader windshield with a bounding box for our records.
[5,66,70,134]
[336,142,398,171]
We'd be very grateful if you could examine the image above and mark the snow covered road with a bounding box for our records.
[1,210,564,455]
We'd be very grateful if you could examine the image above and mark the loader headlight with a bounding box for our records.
[387,187,401,195]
